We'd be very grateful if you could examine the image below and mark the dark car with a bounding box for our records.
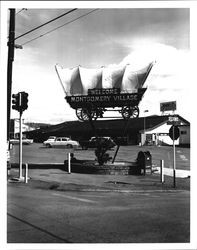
[80,137,116,150]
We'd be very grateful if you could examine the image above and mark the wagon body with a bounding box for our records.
[65,88,146,109]
[55,62,154,120]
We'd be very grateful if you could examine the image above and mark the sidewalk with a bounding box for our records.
[155,167,190,178]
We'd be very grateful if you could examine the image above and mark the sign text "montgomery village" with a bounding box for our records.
[69,94,138,103]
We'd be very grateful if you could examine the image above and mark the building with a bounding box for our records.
[178,125,190,145]
[139,116,190,146]
[9,119,36,139]
[25,115,190,146]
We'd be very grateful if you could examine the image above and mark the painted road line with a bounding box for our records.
[52,192,97,203]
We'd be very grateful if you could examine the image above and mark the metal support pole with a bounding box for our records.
[25,163,28,183]
[88,113,97,137]
[68,153,71,174]
[19,110,23,179]
[160,159,164,183]
[112,145,120,163]
[112,118,130,163]
[143,110,148,145]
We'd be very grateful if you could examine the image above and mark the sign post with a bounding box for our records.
[169,125,180,188]
[172,126,176,188]
[160,159,164,184]
[68,152,71,174]
[25,163,28,183]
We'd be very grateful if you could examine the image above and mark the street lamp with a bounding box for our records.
[14,44,23,49]
[143,110,149,145]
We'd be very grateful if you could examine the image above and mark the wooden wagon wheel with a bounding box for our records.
[121,106,139,119]
[76,108,95,121]
[76,108,83,121]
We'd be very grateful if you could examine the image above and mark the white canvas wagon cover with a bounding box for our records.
[55,62,154,96]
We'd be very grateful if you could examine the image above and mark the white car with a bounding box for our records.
[10,138,34,145]
[43,137,79,148]
[44,136,56,142]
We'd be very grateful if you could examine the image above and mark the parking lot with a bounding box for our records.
[10,143,190,171]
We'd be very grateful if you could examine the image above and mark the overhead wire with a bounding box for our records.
[21,9,99,46]
[16,8,27,15]
[15,8,77,41]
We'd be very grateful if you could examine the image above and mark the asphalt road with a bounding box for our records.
[10,143,190,170]
[7,183,190,243]
[7,143,191,244]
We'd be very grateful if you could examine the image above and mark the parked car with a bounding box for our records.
[113,136,129,145]
[43,136,56,142]
[10,138,34,145]
[80,137,116,150]
[43,137,79,148]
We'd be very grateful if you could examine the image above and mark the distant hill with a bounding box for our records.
[24,122,52,130]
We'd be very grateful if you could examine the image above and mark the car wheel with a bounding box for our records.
[46,144,52,148]
[67,144,73,148]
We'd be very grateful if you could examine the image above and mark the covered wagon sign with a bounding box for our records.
[55,62,154,121]
[67,88,144,106]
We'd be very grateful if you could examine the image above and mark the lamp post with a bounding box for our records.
[143,110,149,145]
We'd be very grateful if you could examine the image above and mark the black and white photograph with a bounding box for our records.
[1,1,197,249]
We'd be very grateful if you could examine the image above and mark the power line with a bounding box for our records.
[15,8,77,41]
[21,9,99,46]
[16,8,27,15]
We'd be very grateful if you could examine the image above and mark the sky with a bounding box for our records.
[1,2,196,124]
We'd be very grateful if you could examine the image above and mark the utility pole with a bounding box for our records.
[7,9,15,142]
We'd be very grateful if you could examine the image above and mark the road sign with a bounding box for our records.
[169,125,180,140]
[160,101,176,112]
[167,116,181,125]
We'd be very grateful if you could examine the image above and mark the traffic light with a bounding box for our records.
[12,93,20,111]
[20,92,28,111]
[12,92,28,113]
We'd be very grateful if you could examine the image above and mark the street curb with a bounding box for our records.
[10,161,142,175]
[7,176,189,193]
[67,189,188,193]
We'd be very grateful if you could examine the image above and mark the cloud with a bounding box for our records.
[116,43,192,121]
